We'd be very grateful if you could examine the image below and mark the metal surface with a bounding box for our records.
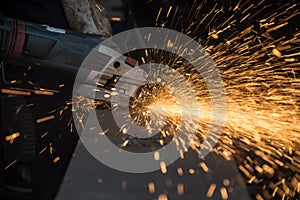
[56,111,251,200]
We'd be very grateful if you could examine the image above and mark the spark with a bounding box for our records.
[188,168,195,175]
[53,156,60,163]
[148,182,155,193]
[111,17,122,22]
[40,131,48,138]
[158,193,168,200]
[97,178,103,184]
[121,180,127,191]
[223,179,230,186]
[160,161,167,174]
[177,167,184,176]
[4,160,17,170]
[199,162,209,173]
[206,183,217,198]
[121,139,129,147]
[5,132,20,144]
[39,146,48,155]
[177,183,184,196]
[154,151,160,160]
[220,187,229,200]
[1,88,31,96]
[49,143,54,154]
[36,115,55,123]
[33,90,54,95]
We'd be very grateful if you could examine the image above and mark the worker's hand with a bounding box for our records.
[60,0,112,37]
